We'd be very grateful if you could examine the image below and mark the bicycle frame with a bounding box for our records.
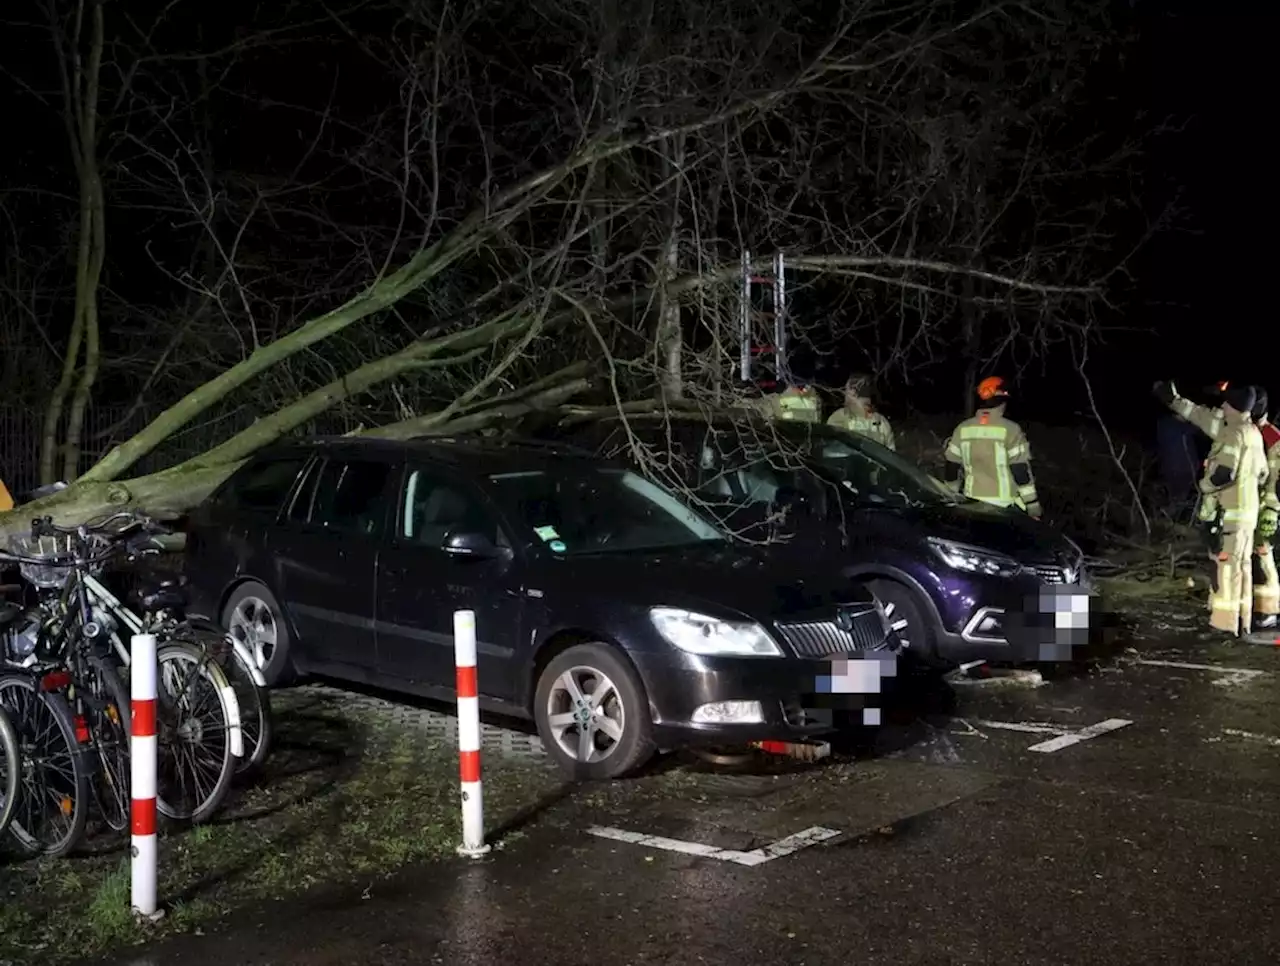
[81,574,267,689]
[80,575,248,759]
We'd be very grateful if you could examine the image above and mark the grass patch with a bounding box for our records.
[0,688,559,963]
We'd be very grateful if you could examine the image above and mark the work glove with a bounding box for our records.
[1260,507,1278,540]
[1197,493,1219,524]
[1152,380,1177,408]
[1025,501,1043,520]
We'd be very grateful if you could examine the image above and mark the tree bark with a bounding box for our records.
[41,0,107,485]
[0,374,592,539]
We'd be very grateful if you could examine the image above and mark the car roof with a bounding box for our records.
[557,409,839,438]
[252,434,614,477]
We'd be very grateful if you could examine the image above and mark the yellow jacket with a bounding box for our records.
[944,404,1040,512]
[1200,409,1268,533]
[1165,393,1280,514]
[773,387,822,423]
[827,400,895,450]
[0,477,12,513]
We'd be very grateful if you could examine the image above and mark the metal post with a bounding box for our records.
[130,633,161,919]
[454,610,491,858]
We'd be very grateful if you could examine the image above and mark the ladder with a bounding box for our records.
[738,250,789,390]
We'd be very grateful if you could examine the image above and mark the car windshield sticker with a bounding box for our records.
[534,525,560,541]
[549,539,567,553]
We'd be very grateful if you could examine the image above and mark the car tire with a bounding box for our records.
[534,643,656,781]
[221,582,294,687]
[866,579,940,664]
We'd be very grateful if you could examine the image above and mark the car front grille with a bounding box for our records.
[775,607,888,658]
[1033,565,1068,584]
[1032,561,1086,585]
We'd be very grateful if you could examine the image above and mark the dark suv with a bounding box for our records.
[536,412,1094,668]
[183,436,900,779]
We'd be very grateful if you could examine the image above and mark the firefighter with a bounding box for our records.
[1188,385,1268,636]
[772,380,822,423]
[942,376,1042,518]
[1154,381,1280,631]
[1252,389,1280,629]
[1153,379,1229,440]
[827,373,896,450]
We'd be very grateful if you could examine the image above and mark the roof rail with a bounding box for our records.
[408,433,598,459]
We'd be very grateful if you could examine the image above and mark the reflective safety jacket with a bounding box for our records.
[1200,409,1268,533]
[773,387,822,423]
[1170,393,1224,440]
[943,404,1040,511]
[1165,394,1280,514]
[827,400,895,451]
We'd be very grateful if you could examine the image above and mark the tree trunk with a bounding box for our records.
[41,0,106,485]
[0,373,592,539]
[654,132,687,401]
[960,272,981,416]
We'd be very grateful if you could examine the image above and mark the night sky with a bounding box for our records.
[0,3,1269,435]
[1133,8,1271,392]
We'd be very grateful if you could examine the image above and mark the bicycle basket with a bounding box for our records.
[7,534,80,590]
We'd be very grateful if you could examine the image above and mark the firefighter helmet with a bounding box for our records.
[976,376,1008,402]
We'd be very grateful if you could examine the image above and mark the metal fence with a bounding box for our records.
[0,403,361,499]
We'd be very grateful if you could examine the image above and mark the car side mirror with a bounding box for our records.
[441,530,501,559]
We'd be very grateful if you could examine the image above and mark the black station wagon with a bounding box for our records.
[183,437,901,778]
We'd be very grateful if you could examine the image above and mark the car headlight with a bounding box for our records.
[648,607,783,657]
[927,538,1022,578]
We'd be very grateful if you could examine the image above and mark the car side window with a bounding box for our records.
[301,459,394,536]
[400,469,505,549]
[697,436,785,505]
[213,457,307,514]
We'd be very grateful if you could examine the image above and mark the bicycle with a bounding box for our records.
[0,668,89,857]
[84,561,273,776]
[4,511,244,830]
[0,701,18,840]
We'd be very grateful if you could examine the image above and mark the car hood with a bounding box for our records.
[888,498,1075,564]
[543,542,868,622]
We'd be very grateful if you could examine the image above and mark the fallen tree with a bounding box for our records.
[0,0,1145,541]
[0,364,591,539]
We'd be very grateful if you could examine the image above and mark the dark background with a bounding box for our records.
[0,3,1270,434]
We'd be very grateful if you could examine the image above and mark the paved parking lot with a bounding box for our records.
[118,609,1280,966]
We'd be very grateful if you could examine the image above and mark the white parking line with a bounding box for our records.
[586,825,842,866]
[1222,728,1280,747]
[1134,659,1266,686]
[972,720,1072,735]
[1027,718,1133,753]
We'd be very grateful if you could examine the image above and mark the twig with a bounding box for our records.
[1071,335,1151,537]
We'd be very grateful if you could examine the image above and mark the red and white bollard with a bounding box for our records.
[129,633,161,918]
[454,610,490,858]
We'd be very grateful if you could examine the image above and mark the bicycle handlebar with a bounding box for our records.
[29,509,164,542]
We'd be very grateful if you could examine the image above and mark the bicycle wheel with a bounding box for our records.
[83,657,132,833]
[0,673,91,858]
[188,627,273,775]
[0,705,19,839]
[155,641,237,825]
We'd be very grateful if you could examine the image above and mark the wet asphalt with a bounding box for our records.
[100,606,1280,966]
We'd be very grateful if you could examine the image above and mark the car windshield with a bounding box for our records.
[788,426,959,507]
[488,467,727,556]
